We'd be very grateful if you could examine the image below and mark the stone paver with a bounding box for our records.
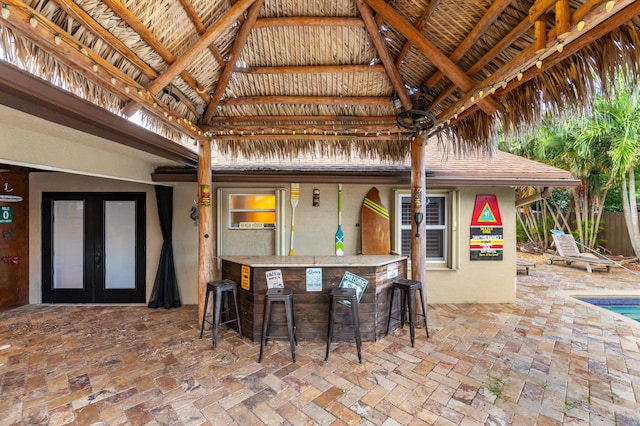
[1,261,640,424]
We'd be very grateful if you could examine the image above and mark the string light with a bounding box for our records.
[536,58,543,69]
[54,33,61,45]
[92,63,99,72]
[577,19,585,31]
[606,0,615,13]
[110,76,116,85]
[1,4,10,19]
[517,71,523,81]
[556,42,564,53]
[29,14,37,28]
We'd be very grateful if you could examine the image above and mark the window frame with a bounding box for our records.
[393,188,459,269]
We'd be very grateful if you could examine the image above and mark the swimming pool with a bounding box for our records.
[577,297,640,322]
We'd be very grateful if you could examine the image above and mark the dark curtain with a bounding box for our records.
[148,185,181,309]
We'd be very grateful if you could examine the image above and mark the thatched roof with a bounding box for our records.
[1,0,639,163]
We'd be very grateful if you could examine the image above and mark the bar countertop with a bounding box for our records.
[220,255,406,268]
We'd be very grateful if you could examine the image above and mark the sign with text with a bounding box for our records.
[265,269,284,288]
[470,195,503,261]
[241,265,251,290]
[0,206,12,224]
[338,271,368,306]
[306,268,322,291]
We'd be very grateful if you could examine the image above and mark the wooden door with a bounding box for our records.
[0,167,29,311]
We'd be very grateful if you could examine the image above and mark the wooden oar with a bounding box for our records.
[289,183,299,256]
[335,184,344,256]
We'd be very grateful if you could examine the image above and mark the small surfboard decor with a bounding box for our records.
[289,183,299,256]
[335,184,344,256]
[361,187,390,255]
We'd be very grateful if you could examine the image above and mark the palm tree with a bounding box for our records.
[578,79,640,258]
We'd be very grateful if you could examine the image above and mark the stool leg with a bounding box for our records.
[351,300,362,363]
[258,298,272,363]
[232,287,243,339]
[212,289,223,348]
[284,299,296,362]
[400,288,408,328]
[418,287,429,338]
[199,288,211,339]
[386,287,396,335]
[325,296,336,361]
[407,288,416,347]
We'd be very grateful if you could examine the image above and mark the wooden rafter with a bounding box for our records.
[1,0,205,140]
[394,0,441,68]
[176,0,226,68]
[218,96,392,107]
[102,0,209,117]
[203,0,264,124]
[356,0,412,110]
[362,0,500,115]
[234,65,387,74]
[437,0,640,124]
[252,17,365,28]
[424,0,512,89]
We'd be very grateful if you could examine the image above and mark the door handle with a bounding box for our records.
[94,252,102,266]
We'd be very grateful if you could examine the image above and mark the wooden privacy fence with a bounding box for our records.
[521,212,639,257]
[598,212,640,257]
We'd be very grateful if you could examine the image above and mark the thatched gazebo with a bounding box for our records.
[1,0,639,313]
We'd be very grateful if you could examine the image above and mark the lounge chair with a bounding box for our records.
[517,259,535,275]
[546,232,618,273]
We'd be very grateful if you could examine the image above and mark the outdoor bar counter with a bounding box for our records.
[221,255,408,342]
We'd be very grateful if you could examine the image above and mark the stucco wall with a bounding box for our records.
[24,174,515,306]
[170,183,516,305]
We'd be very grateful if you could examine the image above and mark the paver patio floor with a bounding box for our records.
[1,259,639,425]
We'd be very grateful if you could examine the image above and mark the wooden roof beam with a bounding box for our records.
[430,0,599,112]
[356,0,412,110]
[252,17,365,27]
[394,0,441,68]
[424,0,512,89]
[207,115,399,124]
[177,0,226,67]
[234,65,387,74]
[0,0,206,141]
[218,96,392,107]
[203,0,263,124]
[362,0,499,115]
[437,0,640,124]
[102,0,211,117]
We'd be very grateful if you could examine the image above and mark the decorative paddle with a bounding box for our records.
[289,183,299,256]
[335,184,344,256]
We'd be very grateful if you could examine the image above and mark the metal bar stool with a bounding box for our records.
[325,287,362,363]
[199,279,242,348]
[385,279,429,347]
[258,288,297,363]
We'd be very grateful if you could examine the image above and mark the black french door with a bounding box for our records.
[42,193,146,303]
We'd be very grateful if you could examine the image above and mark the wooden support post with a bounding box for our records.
[411,135,427,319]
[197,139,214,325]
[534,18,547,52]
[556,0,571,38]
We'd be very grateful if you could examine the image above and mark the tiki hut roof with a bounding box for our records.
[1,0,639,164]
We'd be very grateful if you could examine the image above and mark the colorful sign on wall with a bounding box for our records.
[470,194,503,261]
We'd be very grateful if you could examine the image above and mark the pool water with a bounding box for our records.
[577,298,640,323]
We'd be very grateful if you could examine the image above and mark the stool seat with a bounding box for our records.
[199,279,242,348]
[386,279,428,347]
[325,287,362,363]
[259,288,297,363]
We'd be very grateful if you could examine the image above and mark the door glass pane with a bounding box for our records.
[105,201,136,289]
[53,200,84,289]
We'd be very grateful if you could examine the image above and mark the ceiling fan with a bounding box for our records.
[396,84,437,132]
